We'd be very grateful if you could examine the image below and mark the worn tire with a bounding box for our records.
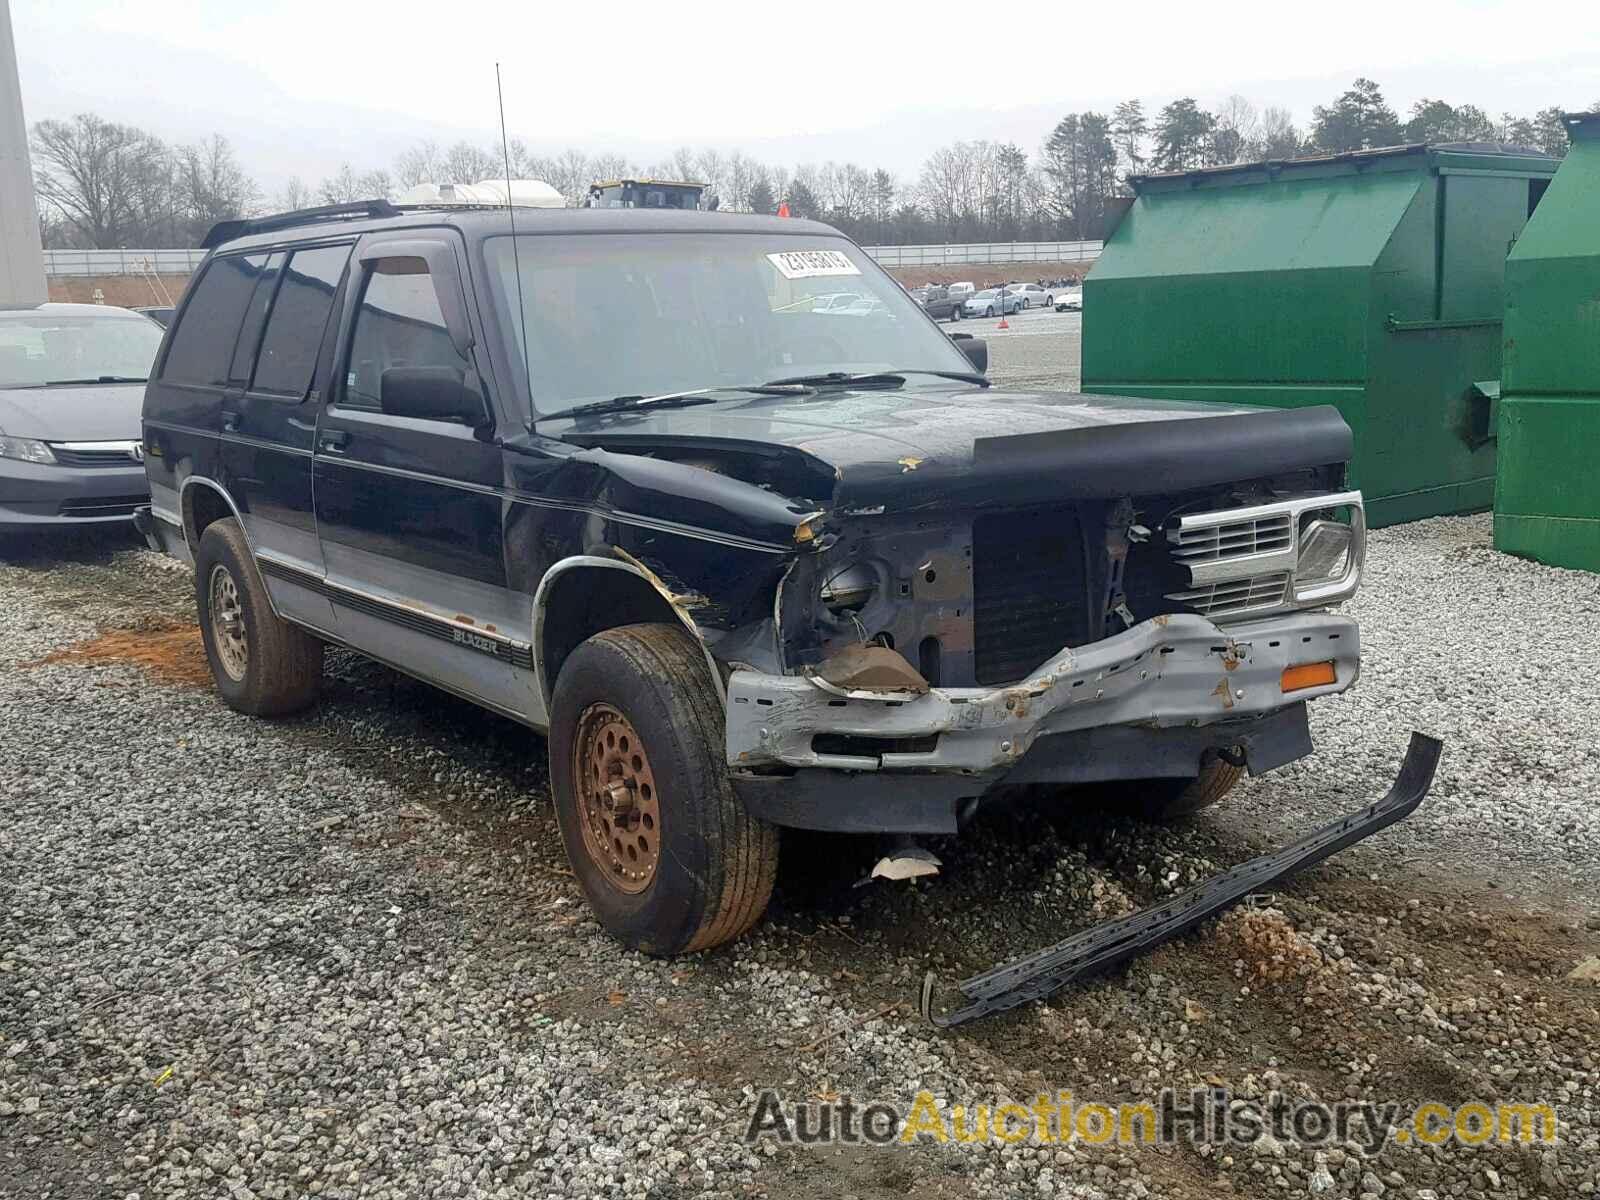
[1124,759,1244,821]
[549,623,778,956]
[194,518,322,716]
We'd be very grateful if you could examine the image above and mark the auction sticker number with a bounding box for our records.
[767,249,861,279]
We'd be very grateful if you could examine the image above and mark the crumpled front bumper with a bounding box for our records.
[725,611,1358,776]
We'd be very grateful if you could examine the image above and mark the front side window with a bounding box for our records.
[162,253,271,387]
[343,257,472,411]
[484,233,971,415]
[0,312,163,388]
[251,245,352,397]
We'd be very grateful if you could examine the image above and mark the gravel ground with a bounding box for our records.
[2,506,1597,1199]
[975,308,1083,391]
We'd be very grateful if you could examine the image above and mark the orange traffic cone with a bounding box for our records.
[997,309,1009,330]
[777,201,791,218]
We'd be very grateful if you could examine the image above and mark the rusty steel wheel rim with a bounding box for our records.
[572,704,661,894]
[208,563,248,682]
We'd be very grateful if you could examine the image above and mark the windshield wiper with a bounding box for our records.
[539,383,812,424]
[42,375,148,385]
[763,368,990,389]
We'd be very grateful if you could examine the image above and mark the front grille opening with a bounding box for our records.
[972,507,1092,686]
[58,495,145,518]
[50,447,140,468]
[811,733,939,758]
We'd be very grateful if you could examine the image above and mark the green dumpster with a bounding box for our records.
[1082,144,1558,526]
[1494,113,1600,572]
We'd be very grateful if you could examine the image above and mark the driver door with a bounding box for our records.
[311,233,530,720]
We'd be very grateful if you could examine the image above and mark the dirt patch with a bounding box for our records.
[47,273,193,308]
[30,622,211,688]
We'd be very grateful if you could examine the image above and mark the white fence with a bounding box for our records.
[43,248,208,277]
[862,240,1101,268]
[43,241,1102,278]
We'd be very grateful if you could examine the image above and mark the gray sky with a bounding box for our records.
[14,0,1600,192]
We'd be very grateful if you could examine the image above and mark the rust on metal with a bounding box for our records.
[573,703,661,894]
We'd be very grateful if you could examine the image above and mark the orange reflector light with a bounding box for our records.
[1280,661,1337,692]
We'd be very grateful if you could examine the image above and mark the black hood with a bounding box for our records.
[558,385,1353,514]
[0,383,145,442]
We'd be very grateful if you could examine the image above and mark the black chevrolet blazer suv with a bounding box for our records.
[138,200,1367,957]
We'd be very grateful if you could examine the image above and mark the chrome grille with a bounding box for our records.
[1166,572,1290,616]
[48,442,142,467]
[1170,512,1293,565]
[1162,490,1365,621]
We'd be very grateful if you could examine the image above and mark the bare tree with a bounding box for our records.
[442,141,498,185]
[318,164,363,205]
[357,168,394,201]
[1256,107,1303,159]
[394,141,444,188]
[31,113,165,247]
[277,177,315,211]
[178,135,257,241]
[1211,95,1261,164]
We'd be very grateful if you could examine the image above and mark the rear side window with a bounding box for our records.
[343,257,471,411]
[251,245,353,397]
[161,253,270,387]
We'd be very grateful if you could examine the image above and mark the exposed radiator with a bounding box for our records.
[972,508,1091,686]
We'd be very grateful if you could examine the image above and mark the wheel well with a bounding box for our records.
[181,482,234,553]
[539,566,688,699]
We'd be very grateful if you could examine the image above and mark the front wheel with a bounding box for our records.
[984,306,994,318]
[951,306,962,322]
[549,623,779,955]
[1045,295,1054,306]
[1021,298,1031,309]
[1119,759,1244,821]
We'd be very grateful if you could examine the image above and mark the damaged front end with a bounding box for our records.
[726,469,1366,834]
[554,398,1367,835]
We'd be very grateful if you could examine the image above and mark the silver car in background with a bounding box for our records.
[0,303,164,533]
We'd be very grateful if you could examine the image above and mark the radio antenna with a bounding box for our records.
[495,62,535,430]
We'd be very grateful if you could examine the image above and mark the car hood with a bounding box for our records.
[0,384,145,442]
[558,384,1354,515]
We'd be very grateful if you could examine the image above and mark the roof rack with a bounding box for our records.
[201,199,401,250]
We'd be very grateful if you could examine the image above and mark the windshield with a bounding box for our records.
[0,312,163,388]
[483,233,972,415]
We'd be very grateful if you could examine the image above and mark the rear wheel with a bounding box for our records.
[194,518,322,716]
[1122,759,1244,821]
[549,623,779,955]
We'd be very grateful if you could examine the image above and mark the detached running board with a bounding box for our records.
[920,732,1443,1028]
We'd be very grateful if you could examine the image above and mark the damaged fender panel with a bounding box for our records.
[725,611,1359,774]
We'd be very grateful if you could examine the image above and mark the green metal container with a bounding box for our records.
[1493,114,1600,572]
[1082,144,1558,526]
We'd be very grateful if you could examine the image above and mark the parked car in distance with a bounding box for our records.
[962,288,1023,318]
[1055,289,1084,312]
[946,281,976,298]
[0,303,163,533]
[133,306,177,327]
[811,292,866,314]
[911,285,963,322]
[1004,283,1054,309]
[139,201,1366,968]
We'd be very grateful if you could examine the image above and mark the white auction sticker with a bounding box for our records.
[766,249,861,279]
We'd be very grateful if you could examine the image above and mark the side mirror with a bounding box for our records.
[950,333,988,374]
[380,366,487,427]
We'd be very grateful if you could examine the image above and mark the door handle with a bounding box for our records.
[318,429,350,453]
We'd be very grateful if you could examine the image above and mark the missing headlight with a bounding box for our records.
[820,562,877,613]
